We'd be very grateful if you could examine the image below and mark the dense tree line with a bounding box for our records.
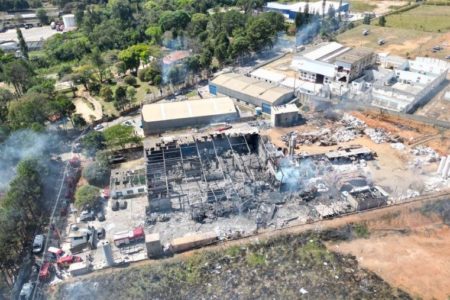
[0,159,45,287]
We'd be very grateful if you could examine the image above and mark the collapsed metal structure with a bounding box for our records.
[145,132,281,223]
[144,131,388,225]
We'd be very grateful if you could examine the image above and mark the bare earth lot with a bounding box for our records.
[337,25,450,59]
[331,205,450,299]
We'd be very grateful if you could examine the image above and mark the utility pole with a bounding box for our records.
[322,0,326,19]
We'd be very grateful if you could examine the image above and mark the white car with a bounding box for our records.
[94,124,104,131]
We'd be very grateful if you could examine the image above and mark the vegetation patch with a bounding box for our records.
[352,223,370,239]
[348,1,377,12]
[382,5,450,32]
[55,231,411,300]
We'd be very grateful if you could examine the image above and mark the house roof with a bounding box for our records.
[163,50,191,65]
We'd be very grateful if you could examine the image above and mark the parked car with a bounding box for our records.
[79,210,95,222]
[97,227,106,239]
[119,200,128,210]
[111,200,119,211]
[94,124,104,131]
[19,282,35,300]
[97,211,105,222]
[32,234,45,254]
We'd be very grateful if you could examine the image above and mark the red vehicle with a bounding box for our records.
[48,247,64,257]
[113,226,145,247]
[217,125,232,132]
[57,255,82,268]
[101,188,110,199]
[39,262,52,281]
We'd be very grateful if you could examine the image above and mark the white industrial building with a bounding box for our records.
[291,42,375,85]
[209,73,295,114]
[371,57,449,113]
[250,68,286,85]
[141,97,239,135]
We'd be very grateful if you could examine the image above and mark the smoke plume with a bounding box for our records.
[0,130,60,190]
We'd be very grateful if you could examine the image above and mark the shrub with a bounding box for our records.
[82,162,110,187]
[100,86,114,102]
[124,75,137,86]
[75,185,100,209]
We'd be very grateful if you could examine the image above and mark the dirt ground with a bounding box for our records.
[330,208,450,300]
[337,25,450,59]
[372,0,409,15]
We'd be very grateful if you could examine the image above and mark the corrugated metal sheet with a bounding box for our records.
[142,97,236,122]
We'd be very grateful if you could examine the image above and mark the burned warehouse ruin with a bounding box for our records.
[143,130,388,228]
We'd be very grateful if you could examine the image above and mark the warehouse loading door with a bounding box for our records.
[262,103,271,114]
[209,85,217,95]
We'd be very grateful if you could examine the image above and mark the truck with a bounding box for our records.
[113,227,145,247]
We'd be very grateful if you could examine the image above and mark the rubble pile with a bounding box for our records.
[410,145,439,162]
[364,128,395,144]
[341,114,366,128]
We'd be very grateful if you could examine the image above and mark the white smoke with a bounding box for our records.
[0,130,59,190]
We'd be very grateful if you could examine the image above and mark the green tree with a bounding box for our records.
[7,93,49,129]
[81,131,105,156]
[247,18,275,51]
[90,47,107,83]
[36,8,49,25]
[379,16,386,27]
[199,48,212,74]
[145,25,162,44]
[82,162,110,187]
[103,124,141,149]
[189,13,208,36]
[126,86,136,102]
[72,114,86,128]
[2,59,34,96]
[124,75,137,86]
[75,185,99,209]
[0,88,14,123]
[16,27,28,60]
[118,44,150,75]
[3,158,44,221]
[100,86,113,102]
[363,14,371,25]
[114,85,128,110]
[159,10,191,32]
[186,55,201,74]
[230,36,250,59]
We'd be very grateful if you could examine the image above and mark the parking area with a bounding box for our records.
[60,194,148,272]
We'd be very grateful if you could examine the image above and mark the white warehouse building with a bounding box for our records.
[141,97,239,135]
